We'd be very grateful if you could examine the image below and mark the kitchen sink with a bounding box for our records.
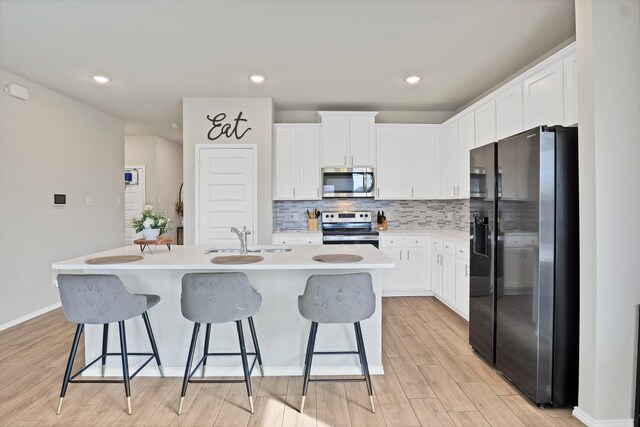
[206,246,291,254]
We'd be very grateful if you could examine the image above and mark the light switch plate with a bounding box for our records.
[86,196,94,207]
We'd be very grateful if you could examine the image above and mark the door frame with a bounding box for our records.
[124,165,146,245]
[194,144,258,245]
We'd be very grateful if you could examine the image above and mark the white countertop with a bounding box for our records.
[273,230,322,235]
[52,244,395,271]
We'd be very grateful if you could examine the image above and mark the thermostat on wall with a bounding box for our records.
[53,194,66,207]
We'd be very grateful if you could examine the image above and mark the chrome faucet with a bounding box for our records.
[231,226,251,254]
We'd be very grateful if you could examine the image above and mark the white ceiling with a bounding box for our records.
[0,0,575,143]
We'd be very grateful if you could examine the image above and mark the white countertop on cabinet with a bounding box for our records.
[52,244,394,271]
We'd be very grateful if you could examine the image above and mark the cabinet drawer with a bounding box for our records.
[431,239,443,251]
[300,236,322,245]
[272,235,298,245]
[456,244,469,259]
[405,235,429,248]
[380,235,404,248]
[443,241,456,256]
[502,235,524,248]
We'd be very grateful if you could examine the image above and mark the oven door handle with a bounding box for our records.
[322,235,380,241]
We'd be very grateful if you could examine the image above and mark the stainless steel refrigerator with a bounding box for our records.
[469,125,579,407]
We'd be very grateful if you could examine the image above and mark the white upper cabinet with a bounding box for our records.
[496,85,523,139]
[458,113,476,198]
[408,126,440,199]
[563,52,578,126]
[439,121,459,198]
[523,61,564,128]
[376,126,410,199]
[319,112,377,167]
[273,124,321,200]
[474,100,496,146]
[376,125,438,200]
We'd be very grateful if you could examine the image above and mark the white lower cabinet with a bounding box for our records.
[429,237,470,320]
[272,233,322,246]
[380,234,430,296]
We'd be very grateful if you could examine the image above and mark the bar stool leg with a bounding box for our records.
[302,321,313,375]
[118,321,132,415]
[142,312,164,377]
[354,323,364,375]
[178,322,200,415]
[247,317,264,376]
[236,320,254,414]
[56,323,84,415]
[201,323,211,378]
[300,321,318,413]
[101,323,109,377]
[354,322,375,413]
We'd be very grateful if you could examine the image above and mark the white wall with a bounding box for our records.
[182,98,273,245]
[575,0,640,424]
[0,68,124,326]
[125,135,183,241]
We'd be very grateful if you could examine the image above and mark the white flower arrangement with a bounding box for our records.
[131,205,172,235]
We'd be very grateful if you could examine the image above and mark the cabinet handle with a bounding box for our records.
[465,264,469,277]
[377,188,380,197]
[317,187,319,198]
[412,187,414,198]
[453,186,456,196]
[344,155,347,165]
[351,155,354,165]
[400,250,402,261]
[407,250,410,260]
[293,188,296,198]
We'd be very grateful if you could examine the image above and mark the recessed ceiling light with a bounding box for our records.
[249,75,266,83]
[92,75,110,84]
[405,76,421,84]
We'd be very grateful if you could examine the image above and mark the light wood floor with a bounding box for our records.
[0,297,583,426]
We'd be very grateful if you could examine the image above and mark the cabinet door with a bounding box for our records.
[321,115,349,167]
[381,248,405,292]
[350,115,376,166]
[455,256,469,318]
[296,126,321,200]
[457,113,476,198]
[442,252,456,305]
[405,248,429,290]
[273,127,296,200]
[272,235,299,245]
[496,85,523,139]
[408,126,440,199]
[375,127,409,199]
[439,122,459,198]
[523,61,564,128]
[430,250,443,296]
[475,100,496,147]
[563,53,577,126]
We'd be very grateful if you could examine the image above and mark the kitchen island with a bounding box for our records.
[52,244,394,377]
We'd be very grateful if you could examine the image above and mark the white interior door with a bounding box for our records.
[124,166,145,245]
[197,145,257,246]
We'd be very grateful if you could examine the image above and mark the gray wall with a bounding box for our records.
[274,199,469,232]
[0,68,124,326]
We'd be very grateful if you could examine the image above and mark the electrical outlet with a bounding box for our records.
[116,197,121,206]
[445,212,452,221]
[86,196,94,207]
[293,212,299,221]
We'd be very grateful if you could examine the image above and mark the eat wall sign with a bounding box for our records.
[206,112,252,140]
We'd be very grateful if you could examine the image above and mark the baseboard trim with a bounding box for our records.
[0,302,62,332]
[382,290,434,297]
[88,364,384,378]
[572,407,634,427]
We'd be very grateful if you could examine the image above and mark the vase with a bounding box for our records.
[142,228,160,240]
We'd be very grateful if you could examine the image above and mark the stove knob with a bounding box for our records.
[360,214,363,218]
[364,213,369,218]
[330,214,334,218]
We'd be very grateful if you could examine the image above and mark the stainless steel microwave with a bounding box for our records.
[322,167,375,198]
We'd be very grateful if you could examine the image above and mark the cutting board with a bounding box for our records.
[312,254,363,263]
[86,255,144,265]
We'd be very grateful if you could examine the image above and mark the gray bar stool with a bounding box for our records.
[178,272,264,415]
[56,274,164,416]
[298,272,376,413]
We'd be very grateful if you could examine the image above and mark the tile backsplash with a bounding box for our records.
[273,199,470,232]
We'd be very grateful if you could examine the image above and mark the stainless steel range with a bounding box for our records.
[321,211,379,248]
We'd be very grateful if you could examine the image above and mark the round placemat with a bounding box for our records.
[86,255,144,265]
[312,254,364,263]
[211,255,264,265]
